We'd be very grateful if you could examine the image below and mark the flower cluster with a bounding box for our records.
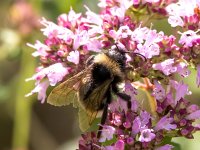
[27,0,200,149]
[79,82,200,149]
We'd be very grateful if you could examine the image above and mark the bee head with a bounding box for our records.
[107,45,127,71]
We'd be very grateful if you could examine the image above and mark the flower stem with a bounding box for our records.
[12,44,35,150]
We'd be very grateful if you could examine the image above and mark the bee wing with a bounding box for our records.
[47,64,113,132]
[78,79,113,131]
[85,79,113,113]
[47,66,92,107]
[78,106,98,131]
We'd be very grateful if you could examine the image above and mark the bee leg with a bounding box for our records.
[85,55,95,66]
[97,103,108,138]
[117,93,131,109]
[97,89,111,138]
[112,84,131,109]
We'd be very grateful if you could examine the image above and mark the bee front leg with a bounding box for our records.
[112,84,131,109]
[116,93,131,109]
[85,55,95,66]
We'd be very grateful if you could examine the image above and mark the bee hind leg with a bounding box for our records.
[97,89,111,139]
[97,103,108,138]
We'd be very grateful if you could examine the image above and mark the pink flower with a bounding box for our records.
[112,112,122,126]
[153,59,176,75]
[25,80,49,103]
[73,30,89,50]
[154,115,177,131]
[85,39,102,52]
[27,40,49,57]
[153,59,190,77]
[186,104,199,113]
[68,8,82,26]
[133,0,140,5]
[105,140,125,150]
[186,110,200,120]
[139,129,156,142]
[145,0,160,3]
[166,0,200,27]
[26,63,69,103]
[67,50,80,64]
[124,82,137,93]
[131,27,149,43]
[132,117,142,135]
[179,30,200,47]
[46,63,70,86]
[41,18,73,39]
[168,15,184,27]
[26,66,46,82]
[27,1,200,148]
[170,80,191,104]
[100,0,133,22]
[114,140,125,150]
[26,63,69,86]
[152,80,166,101]
[85,6,102,26]
[176,62,190,77]
[140,111,151,126]
[117,25,132,39]
[134,29,163,58]
[99,125,115,142]
[155,144,174,150]
[58,8,82,28]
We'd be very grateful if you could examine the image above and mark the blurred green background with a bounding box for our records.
[0,0,98,150]
[0,0,199,150]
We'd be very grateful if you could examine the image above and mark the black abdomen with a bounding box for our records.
[92,64,112,84]
[83,64,112,101]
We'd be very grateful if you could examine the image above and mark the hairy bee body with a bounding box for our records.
[47,47,130,132]
[78,53,124,112]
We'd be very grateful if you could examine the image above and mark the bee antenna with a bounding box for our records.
[114,43,128,53]
[114,43,147,62]
[114,43,120,51]
[133,52,147,62]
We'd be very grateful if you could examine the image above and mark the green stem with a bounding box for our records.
[12,44,35,150]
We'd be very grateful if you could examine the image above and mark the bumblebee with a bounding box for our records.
[47,46,131,138]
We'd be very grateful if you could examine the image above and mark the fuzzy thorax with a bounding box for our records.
[93,53,124,79]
